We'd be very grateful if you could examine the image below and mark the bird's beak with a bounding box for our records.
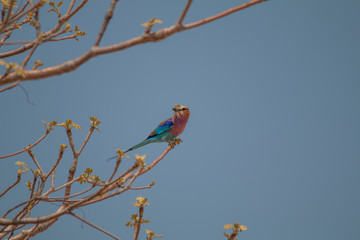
[172,107,177,111]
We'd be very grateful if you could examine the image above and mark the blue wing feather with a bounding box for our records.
[146,117,173,140]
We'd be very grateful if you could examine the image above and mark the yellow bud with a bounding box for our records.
[239,225,247,231]
[223,224,233,230]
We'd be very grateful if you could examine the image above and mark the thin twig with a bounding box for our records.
[28,172,38,201]
[108,155,122,182]
[69,212,121,240]
[1,40,32,45]
[0,1,88,58]
[0,24,14,47]
[94,0,119,47]
[0,0,16,33]
[177,0,193,25]
[0,174,21,198]
[34,7,40,37]
[128,185,152,190]
[18,84,35,105]
[79,166,143,208]
[77,126,95,155]
[46,146,65,180]
[26,149,44,176]
[46,185,95,201]
[49,35,77,41]
[1,1,44,33]
[184,0,267,30]
[65,0,77,15]
[0,124,51,159]
[139,145,172,176]
[65,0,88,20]
[11,0,30,20]
[23,223,39,240]
[1,201,28,218]
[0,80,20,92]
[63,126,95,202]
[53,176,81,192]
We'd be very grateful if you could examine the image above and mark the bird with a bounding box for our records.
[107,104,190,160]
[126,104,190,152]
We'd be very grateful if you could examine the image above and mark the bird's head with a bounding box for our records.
[172,104,190,117]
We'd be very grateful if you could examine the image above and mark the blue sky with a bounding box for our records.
[1,0,359,239]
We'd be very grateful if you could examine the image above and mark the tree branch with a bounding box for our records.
[93,0,119,47]
[0,123,52,159]
[0,174,21,198]
[133,205,144,240]
[69,212,121,240]
[0,0,266,86]
[26,149,44,176]
[184,0,267,30]
[0,0,16,33]
[177,0,193,25]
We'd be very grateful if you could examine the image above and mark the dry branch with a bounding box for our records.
[0,0,267,89]
[0,122,53,159]
[0,174,21,198]
[0,0,265,238]
[0,117,174,240]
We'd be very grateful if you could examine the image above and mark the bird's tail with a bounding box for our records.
[125,139,152,153]
[106,155,117,162]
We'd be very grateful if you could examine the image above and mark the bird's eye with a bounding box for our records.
[182,108,186,110]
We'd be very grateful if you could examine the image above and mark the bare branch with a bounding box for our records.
[128,185,152,191]
[23,223,38,240]
[45,146,65,179]
[26,149,44,176]
[0,0,266,87]
[0,80,20,92]
[94,0,120,47]
[1,201,27,218]
[184,0,267,30]
[139,145,172,176]
[69,212,121,240]
[133,205,144,240]
[0,174,21,198]
[44,185,95,201]
[66,129,77,156]
[65,0,77,15]
[65,0,88,20]
[11,1,30,20]
[77,126,95,155]
[108,155,122,182]
[0,0,16,33]
[49,34,77,41]
[177,0,193,25]
[0,40,36,58]
[1,40,32,45]
[1,1,44,33]
[0,124,52,159]
[53,176,81,192]
[0,140,170,230]
[0,25,14,47]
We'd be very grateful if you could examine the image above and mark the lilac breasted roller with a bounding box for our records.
[125,104,190,152]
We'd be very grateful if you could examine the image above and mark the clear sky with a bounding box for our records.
[1,0,359,240]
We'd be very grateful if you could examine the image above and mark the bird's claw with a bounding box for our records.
[168,138,183,149]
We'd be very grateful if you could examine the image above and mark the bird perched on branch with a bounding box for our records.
[107,105,190,161]
[125,104,190,152]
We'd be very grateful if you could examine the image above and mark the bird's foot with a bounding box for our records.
[168,138,183,149]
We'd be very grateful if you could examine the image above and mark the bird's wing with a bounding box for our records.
[146,117,174,140]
